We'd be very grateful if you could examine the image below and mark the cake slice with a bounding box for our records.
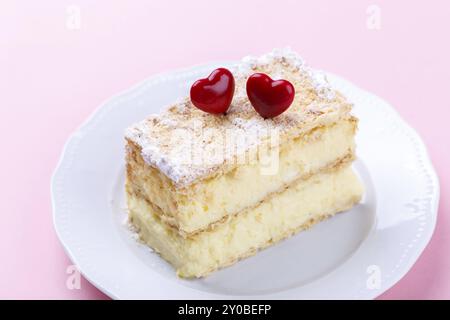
[125,48,364,277]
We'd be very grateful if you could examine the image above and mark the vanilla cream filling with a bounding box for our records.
[128,165,363,278]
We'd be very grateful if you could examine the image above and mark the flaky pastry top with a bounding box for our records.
[125,48,353,188]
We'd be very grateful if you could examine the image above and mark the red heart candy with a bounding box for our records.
[190,68,235,114]
[246,73,295,118]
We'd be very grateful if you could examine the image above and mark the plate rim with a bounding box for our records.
[51,62,440,300]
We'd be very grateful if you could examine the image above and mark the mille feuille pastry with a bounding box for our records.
[125,48,363,278]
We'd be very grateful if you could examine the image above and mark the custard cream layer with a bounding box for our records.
[126,118,357,236]
[128,165,363,278]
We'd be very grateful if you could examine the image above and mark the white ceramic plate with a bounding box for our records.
[52,62,439,299]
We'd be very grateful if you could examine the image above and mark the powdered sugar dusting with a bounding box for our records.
[236,47,335,100]
[125,48,352,188]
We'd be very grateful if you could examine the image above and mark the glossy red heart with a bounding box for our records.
[246,73,295,118]
[190,68,235,114]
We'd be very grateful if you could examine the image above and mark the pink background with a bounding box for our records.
[1,0,449,299]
